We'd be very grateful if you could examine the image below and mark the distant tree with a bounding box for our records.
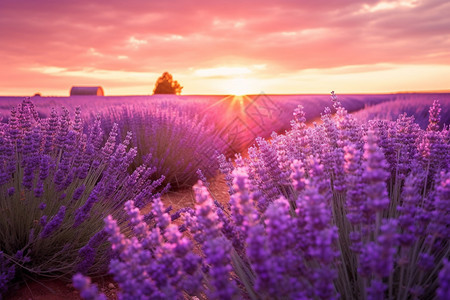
[153,72,183,95]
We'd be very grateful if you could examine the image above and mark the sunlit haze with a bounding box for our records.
[0,0,449,96]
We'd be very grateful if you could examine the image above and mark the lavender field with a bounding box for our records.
[1,93,449,299]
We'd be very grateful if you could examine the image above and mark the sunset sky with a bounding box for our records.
[1,0,449,96]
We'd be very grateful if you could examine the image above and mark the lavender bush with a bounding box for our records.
[218,95,449,299]
[92,102,230,188]
[76,94,448,299]
[0,99,164,296]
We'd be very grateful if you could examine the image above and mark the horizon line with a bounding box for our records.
[1,89,450,98]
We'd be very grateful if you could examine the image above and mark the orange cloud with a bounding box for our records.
[0,0,449,95]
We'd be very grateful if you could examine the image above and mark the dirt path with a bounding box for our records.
[162,172,231,211]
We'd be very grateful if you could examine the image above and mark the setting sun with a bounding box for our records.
[0,1,449,298]
[226,78,254,96]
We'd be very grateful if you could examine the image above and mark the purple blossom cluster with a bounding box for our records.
[0,252,15,295]
[0,99,163,296]
[92,199,202,299]
[219,95,449,299]
[72,273,106,300]
[94,102,230,188]
[75,94,448,299]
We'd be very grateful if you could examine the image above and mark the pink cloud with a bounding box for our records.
[0,0,449,95]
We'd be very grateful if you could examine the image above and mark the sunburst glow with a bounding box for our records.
[226,78,253,96]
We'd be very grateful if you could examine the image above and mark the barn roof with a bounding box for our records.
[70,86,104,96]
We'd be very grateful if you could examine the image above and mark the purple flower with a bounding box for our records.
[0,251,16,295]
[428,171,450,239]
[38,202,46,210]
[417,102,447,171]
[273,134,293,186]
[72,273,106,300]
[196,168,210,187]
[359,220,398,278]
[265,198,311,297]
[427,100,441,132]
[72,185,85,202]
[104,200,203,299]
[247,146,281,202]
[190,181,223,242]
[40,215,47,227]
[229,168,259,236]
[349,231,362,253]
[246,224,272,293]
[0,168,8,188]
[101,123,119,159]
[8,107,20,142]
[40,206,66,238]
[391,114,420,178]
[290,159,306,193]
[55,107,70,150]
[397,174,421,245]
[77,230,108,274]
[14,250,31,264]
[308,157,331,197]
[297,182,333,233]
[437,259,450,300]
[104,215,129,256]
[344,144,365,225]
[21,130,34,162]
[151,197,171,230]
[321,106,339,148]
[53,169,65,188]
[73,106,82,133]
[366,279,386,300]
[217,153,235,194]
[43,108,57,154]
[77,162,91,180]
[164,225,190,257]
[7,187,15,197]
[265,197,295,255]
[361,131,390,221]
[34,182,44,198]
[216,207,244,251]
[204,236,238,300]
[289,105,311,163]
[73,186,100,228]
[124,200,152,247]
[256,136,289,186]
[21,161,34,190]
[417,253,435,272]
[312,268,339,300]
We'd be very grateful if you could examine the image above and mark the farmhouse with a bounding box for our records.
[70,86,104,96]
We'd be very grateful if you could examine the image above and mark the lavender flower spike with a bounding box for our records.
[72,273,106,300]
[40,206,66,238]
[427,100,441,132]
[437,259,450,300]
[204,236,238,300]
[362,130,390,218]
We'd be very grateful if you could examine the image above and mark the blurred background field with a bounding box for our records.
[1,93,449,141]
[2,92,448,124]
[1,93,448,188]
